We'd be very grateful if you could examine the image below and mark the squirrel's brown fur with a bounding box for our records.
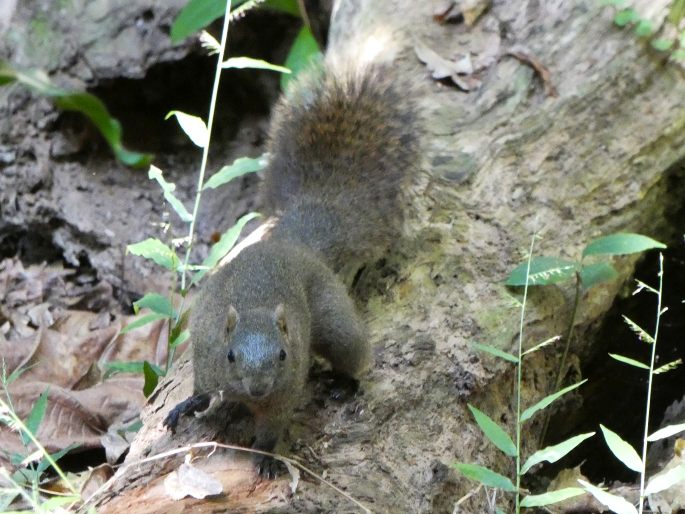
[164,63,417,478]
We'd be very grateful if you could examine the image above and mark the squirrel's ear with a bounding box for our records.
[275,304,287,335]
[227,305,238,332]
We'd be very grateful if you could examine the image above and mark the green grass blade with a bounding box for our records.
[505,257,577,286]
[653,358,682,374]
[644,463,685,495]
[578,480,637,514]
[223,57,291,73]
[133,293,175,318]
[647,422,685,442]
[148,165,193,222]
[121,312,168,334]
[171,0,248,43]
[127,238,178,271]
[452,463,516,492]
[471,343,518,363]
[468,405,516,457]
[521,380,587,423]
[203,155,267,190]
[600,424,643,472]
[23,388,49,445]
[520,487,585,507]
[521,432,595,474]
[166,111,209,148]
[521,335,560,356]
[582,233,665,257]
[608,353,649,370]
[622,315,655,344]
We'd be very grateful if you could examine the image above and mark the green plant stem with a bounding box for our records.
[0,395,78,495]
[638,253,664,514]
[539,270,581,446]
[515,234,538,513]
[179,0,233,293]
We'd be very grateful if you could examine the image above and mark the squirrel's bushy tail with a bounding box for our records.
[262,64,417,271]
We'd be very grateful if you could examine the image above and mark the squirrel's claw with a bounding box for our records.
[255,455,281,480]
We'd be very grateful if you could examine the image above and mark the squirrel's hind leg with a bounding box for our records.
[310,279,371,378]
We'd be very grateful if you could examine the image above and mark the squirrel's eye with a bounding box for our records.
[279,349,287,361]
[227,350,236,363]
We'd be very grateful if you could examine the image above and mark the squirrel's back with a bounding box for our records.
[262,64,417,271]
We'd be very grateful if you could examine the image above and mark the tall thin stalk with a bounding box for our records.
[638,253,664,514]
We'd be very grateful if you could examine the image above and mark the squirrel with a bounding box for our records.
[163,58,417,478]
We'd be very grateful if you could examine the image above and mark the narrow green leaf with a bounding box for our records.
[651,38,674,51]
[143,361,162,397]
[170,329,190,348]
[194,212,261,282]
[505,257,577,286]
[203,155,267,190]
[127,238,178,270]
[36,443,80,473]
[644,463,685,495]
[263,0,300,15]
[472,342,519,363]
[170,0,240,43]
[468,405,517,457]
[613,8,639,27]
[166,111,209,148]
[521,380,587,423]
[634,19,653,37]
[600,424,643,472]
[579,262,618,288]
[39,495,81,510]
[521,433,594,474]
[133,293,175,318]
[148,166,193,222]
[583,233,665,257]
[520,487,586,507]
[648,422,685,442]
[522,335,561,356]
[281,26,322,91]
[121,312,168,334]
[622,315,655,344]
[103,360,163,378]
[452,463,517,492]
[669,0,685,25]
[223,57,291,74]
[608,353,649,370]
[0,62,152,167]
[23,388,49,444]
[578,480,637,514]
[653,358,682,374]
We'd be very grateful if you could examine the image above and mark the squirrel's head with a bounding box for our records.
[219,303,294,400]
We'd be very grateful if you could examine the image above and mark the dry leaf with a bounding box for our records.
[164,460,224,500]
[415,42,472,79]
[461,0,490,26]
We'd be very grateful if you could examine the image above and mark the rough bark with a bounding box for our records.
[5,0,685,512]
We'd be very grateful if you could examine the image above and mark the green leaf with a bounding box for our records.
[36,443,80,474]
[648,422,685,442]
[600,424,643,472]
[452,463,517,492]
[521,433,594,474]
[148,166,193,222]
[223,57,291,74]
[521,380,587,423]
[644,463,685,495]
[669,0,685,25]
[281,26,322,91]
[23,388,49,445]
[522,335,561,356]
[263,0,300,15]
[579,262,618,288]
[600,0,626,5]
[654,358,682,374]
[121,312,168,334]
[0,62,152,168]
[634,19,653,37]
[471,342,518,363]
[520,487,586,507]
[166,111,209,148]
[170,0,237,43]
[468,405,517,457]
[143,361,162,397]
[127,238,178,270]
[133,293,175,318]
[505,257,577,286]
[583,233,665,257]
[651,38,674,51]
[170,329,190,348]
[622,315,655,344]
[613,8,639,27]
[39,495,81,510]
[672,49,685,60]
[608,353,649,370]
[203,155,267,190]
[578,480,637,514]
[103,360,163,378]
[194,212,261,282]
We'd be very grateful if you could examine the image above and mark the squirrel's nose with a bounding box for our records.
[242,378,272,398]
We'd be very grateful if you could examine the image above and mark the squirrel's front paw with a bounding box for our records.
[254,454,282,479]
[163,407,181,433]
